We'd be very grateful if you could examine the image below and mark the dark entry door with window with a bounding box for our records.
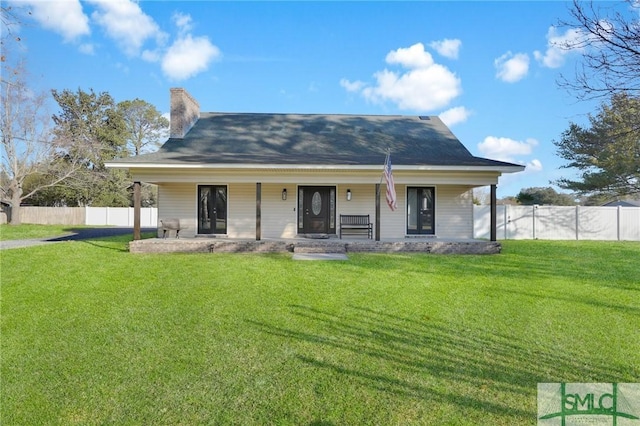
[407,187,435,235]
[198,185,227,234]
[298,186,336,234]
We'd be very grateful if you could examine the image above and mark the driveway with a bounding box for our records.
[0,227,156,250]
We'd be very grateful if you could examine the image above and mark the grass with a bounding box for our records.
[0,224,75,241]
[1,234,639,425]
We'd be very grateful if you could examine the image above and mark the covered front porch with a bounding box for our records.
[128,235,502,255]
[129,180,502,243]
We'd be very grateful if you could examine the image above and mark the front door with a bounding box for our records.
[298,186,336,234]
[407,187,435,235]
[198,185,227,234]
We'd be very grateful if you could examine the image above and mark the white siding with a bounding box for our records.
[379,185,406,239]
[158,183,197,237]
[336,184,376,217]
[228,183,256,238]
[379,184,473,239]
[261,184,297,238]
[159,183,258,238]
[435,185,474,238]
[336,184,378,238]
[158,181,475,239]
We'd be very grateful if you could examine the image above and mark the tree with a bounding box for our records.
[119,99,169,156]
[472,187,490,205]
[557,0,640,100]
[0,61,84,224]
[498,196,519,206]
[1,5,25,67]
[28,88,131,207]
[51,88,128,168]
[1,6,88,223]
[553,92,640,197]
[515,187,576,206]
[116,99,168,208]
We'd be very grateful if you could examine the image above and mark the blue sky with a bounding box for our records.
[7,0,624,197]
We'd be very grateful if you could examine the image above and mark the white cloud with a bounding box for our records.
[385,42,434,69]
[141,49,161,62]
[17,0,220,81]
[342,42,462,112]
[439,106,471,127]
[157,12,221,80]
[340,78,366,92]
[22,0,90,41]
[172,12,194,35]
[534,26,584,68]
[429,38,462,59]
[161,34,220,81]
[89,0,166,57]
[526,159,543,172]
[478,136,538,162]
[495,52,530,83]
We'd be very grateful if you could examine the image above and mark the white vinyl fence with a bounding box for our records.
[5,205,640,241]
[85,207,157,227]
[474,205,640,241]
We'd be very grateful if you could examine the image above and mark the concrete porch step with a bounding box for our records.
[293,242,347,254]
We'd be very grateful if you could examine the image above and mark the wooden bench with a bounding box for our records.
[160,218,181,238]
[339,214,373,239]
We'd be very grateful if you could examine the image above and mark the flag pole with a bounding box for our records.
[375,149,390,241]
[377,148,390,198]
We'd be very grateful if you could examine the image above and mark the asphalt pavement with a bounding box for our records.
[0,227,155,250]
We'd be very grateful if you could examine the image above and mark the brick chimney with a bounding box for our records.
[170,88,200,139]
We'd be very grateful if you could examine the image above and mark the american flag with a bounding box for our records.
[384,154,397,211]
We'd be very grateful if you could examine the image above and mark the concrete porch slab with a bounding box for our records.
[129,237,502,255]
[292,253,349,261]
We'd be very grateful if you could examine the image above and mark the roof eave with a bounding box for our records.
[105,161,525,174]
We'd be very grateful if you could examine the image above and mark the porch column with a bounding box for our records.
[375,183,381,241]
[490,184,497,242]
[133,181,141,241]
[256,182,261,241]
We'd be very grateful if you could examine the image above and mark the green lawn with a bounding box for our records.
[1,234,639,425]
[0,224,74,241]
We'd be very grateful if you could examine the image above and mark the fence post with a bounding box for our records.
[575,205,579,240]
[490,184,497,241]
[617,206,621,241]
[504,205,509,240]
[256,182,261,241]
[133,181,141,240]
[532,205,537,239]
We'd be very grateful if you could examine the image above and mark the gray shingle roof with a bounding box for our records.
[113,113,521,168]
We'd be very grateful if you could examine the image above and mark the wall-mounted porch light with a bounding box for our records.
[282,188,287,200]
[346,189,352,201]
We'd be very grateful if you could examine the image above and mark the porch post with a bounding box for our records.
[490,184,497,242]
[256,182,261,241]
[375,183,381,241]
[133,181,141,241]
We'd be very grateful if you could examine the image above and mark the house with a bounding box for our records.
[603,199,640,207]
[106,88,524,242]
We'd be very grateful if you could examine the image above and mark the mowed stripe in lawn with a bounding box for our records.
[1,237,639,425]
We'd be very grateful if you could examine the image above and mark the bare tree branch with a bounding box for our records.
[556,0,640,100]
